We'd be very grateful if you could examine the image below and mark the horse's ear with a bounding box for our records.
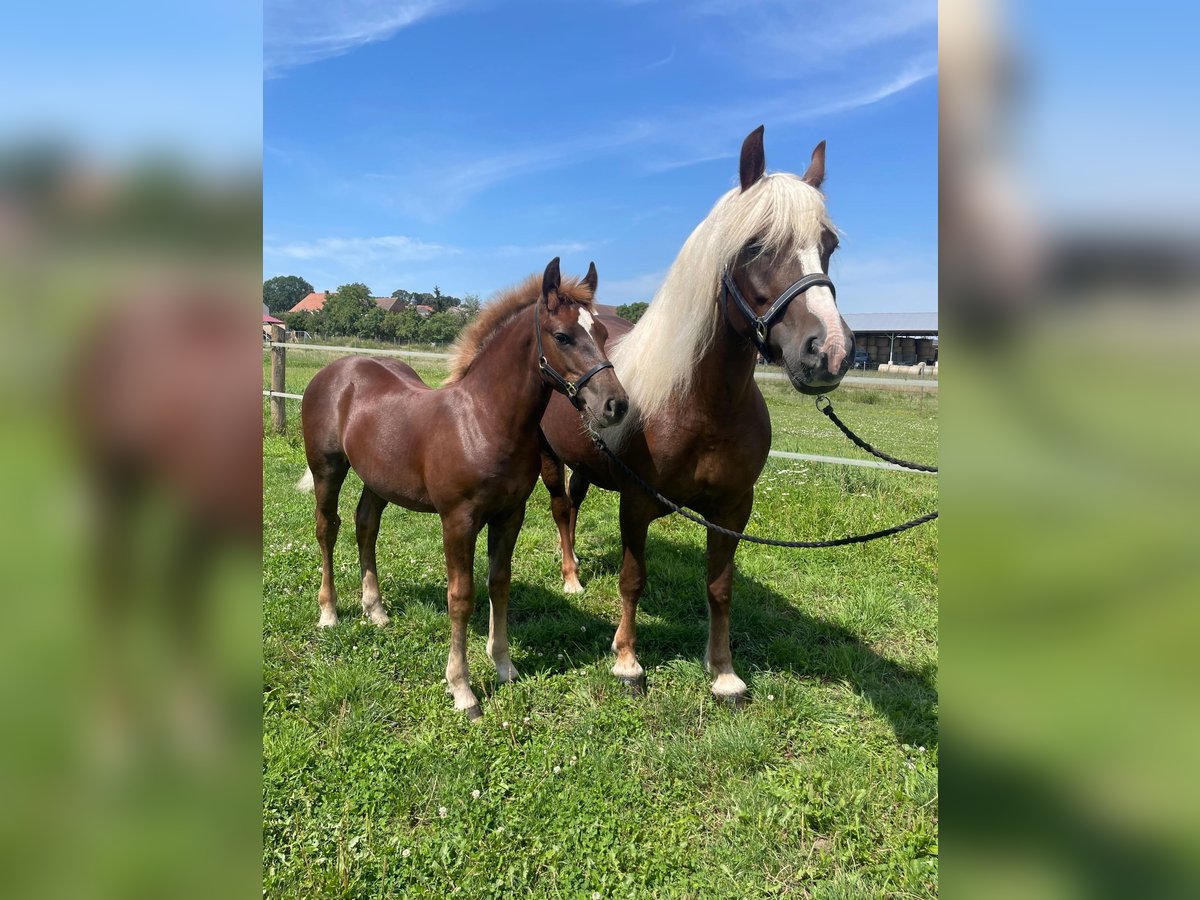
[542,257,561,311]
[739,125,766,192]
[802,140,826,189]
[583,261,598,294]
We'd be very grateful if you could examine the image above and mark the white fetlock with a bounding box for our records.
[711,672,748,698]
[363,604,390,627]
[317,609,338,628]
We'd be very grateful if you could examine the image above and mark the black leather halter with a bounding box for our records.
[721,269,836,363]
[535,301,614,410]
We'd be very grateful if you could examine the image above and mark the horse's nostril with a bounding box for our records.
[605,397,629,420]
[806,335,821,356]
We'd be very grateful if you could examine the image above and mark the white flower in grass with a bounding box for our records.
[523,716,531,725]
[918,746,926,753]
[438,806,448,818]
[553,765,561,774]
[471,789,481,800]
[496,826,505,835]
[501,721,509,728]
[767,694,775,701]
[570,755,577,765]
[556,653,563,660]
[593,892,602,900]
[401,848,411,859]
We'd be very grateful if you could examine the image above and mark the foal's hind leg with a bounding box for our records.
[486,506,525,684]
[541,449,583,593]
[312,458,350,627]
[355,486,390,626]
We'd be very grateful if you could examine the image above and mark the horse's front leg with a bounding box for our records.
[705,492,753,702]
[441,511,482,720]
[485,506,525,684]
[611,495,653,692]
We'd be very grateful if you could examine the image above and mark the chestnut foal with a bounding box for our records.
[300,259,627,718]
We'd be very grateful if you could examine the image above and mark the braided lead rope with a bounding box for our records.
[589,435,937,549]
[815,394,938,473]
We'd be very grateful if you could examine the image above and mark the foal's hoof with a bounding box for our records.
[463,704,484,723]
[617,673,647,697]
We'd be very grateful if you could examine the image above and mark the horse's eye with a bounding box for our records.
[554,332,572,345]
[745,242,764,256]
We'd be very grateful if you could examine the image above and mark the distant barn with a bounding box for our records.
[843,312,938,368]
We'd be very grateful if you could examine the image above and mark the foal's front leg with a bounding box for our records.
[442,512,482,720]
[485,506,525,684]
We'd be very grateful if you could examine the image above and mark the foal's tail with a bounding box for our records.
[296,467,315,492]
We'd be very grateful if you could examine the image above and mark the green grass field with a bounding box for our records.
[263,352,938,898]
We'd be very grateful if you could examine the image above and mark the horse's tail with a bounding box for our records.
[296,467,315,492]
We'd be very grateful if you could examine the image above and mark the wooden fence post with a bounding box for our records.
[271,324,287,434]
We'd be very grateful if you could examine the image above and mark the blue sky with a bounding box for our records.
[265,1,937,310]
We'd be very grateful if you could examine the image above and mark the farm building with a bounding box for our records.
[843,311,938,368]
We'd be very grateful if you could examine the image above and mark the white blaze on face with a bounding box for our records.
[577,307,595,338]
[798,246,846,369]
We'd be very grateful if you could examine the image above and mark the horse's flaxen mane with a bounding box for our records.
[445,272,595,383]
[604,172,834,441]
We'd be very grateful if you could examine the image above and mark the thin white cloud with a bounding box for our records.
[488,240,596,259]
[266,235,459,266]
[264,1,461,76]
[644,54,937,172]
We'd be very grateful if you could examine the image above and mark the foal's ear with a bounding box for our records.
[739,124,766,192]
[541,256,562,311]
[583,261,598,294]
[802,140,826,189]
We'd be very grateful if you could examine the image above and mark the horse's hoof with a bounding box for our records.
[464,704,484,722]
[618,674,647,697]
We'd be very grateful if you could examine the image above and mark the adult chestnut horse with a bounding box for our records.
[300,259,627,719]
[539,127,855,703]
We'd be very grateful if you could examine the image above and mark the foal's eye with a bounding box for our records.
[553,332,572,346]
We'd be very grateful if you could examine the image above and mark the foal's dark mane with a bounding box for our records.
[445,273,596,384]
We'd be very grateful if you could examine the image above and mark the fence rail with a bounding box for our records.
[264,337,935,474]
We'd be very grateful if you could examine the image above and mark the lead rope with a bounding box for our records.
[588,395,937,548]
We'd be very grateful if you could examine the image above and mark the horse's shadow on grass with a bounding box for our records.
[441,533,939,749]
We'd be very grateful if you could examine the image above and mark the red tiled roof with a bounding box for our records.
[289,291,329,313]
[288,292,402,314]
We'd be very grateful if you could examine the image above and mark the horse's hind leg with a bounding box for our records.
[486,506,525,684]
[355,486,390,626]
[566,469,591,563]
[541,448,583,593]
[312,457,350,627]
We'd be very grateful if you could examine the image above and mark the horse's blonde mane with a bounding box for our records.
[606,172,833,440]
[445,272,595,383]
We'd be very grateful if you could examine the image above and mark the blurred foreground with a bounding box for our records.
[0,6,261,897]
[943,1,1200,896]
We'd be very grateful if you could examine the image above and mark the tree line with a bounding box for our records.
[265,276,481,345]
[264,275,651,345]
